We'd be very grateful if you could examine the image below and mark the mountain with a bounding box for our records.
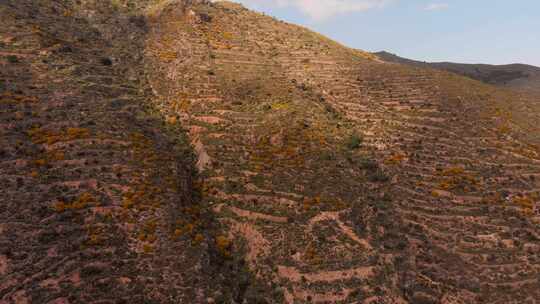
[375,51,540,94]
[2,1,540,303]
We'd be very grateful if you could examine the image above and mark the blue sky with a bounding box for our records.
[228,0,540,66]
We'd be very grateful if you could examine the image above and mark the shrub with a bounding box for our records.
[368,170,389,183]
[320,151,335,161]
[346,134,362,150]
[199,13,212,23]
[100,57,113,66]
[143,244,153,253]
[216,235,231,258]
[359,158,378,170]
[7,55,18,63]
[324,104,340,119]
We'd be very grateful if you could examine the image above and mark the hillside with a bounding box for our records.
[2,0,540,303]
[375,51,540,95]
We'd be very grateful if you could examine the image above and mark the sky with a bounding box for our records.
[225,0,540,66]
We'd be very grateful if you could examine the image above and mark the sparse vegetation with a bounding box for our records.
[7,55,18,63]
[53,192,97,212]
[27,127,90,145]
[4,0,540,303]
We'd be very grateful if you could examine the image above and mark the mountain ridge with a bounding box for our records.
[375,51,540,94]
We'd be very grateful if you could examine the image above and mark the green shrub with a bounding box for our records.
[7,55,18,63]
[346,134,362,150]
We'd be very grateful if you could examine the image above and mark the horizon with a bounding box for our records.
[374,51,539,67]
[225,0,540,67]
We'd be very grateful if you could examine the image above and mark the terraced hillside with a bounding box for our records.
[2,0,540,303]
[0,1,246,303]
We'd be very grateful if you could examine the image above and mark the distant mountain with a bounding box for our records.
[375,51,540,94]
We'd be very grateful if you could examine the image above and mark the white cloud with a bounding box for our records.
[226,0,396,20]
[424,3,449,11]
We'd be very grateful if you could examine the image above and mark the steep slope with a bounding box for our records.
[2,1,540,304]
[145,1,409,302]
[375,51,540,95]
[0,1,236,303]
[144,1,540,303]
